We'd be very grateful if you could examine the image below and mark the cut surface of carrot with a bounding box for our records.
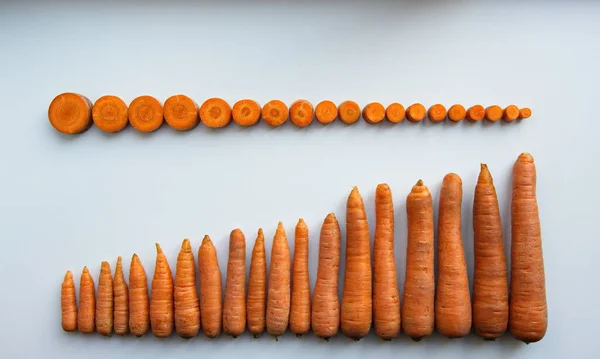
[315,100,338,124]
[289,100,314,127]
[48,92,93,134]
[232,99,261,127]
[519,108,532,119]
[466,105,485,121]
[262,100,289,127]
[128,95,164,132]
[164,94,199,131]
[92,95,128,133]
[428,104,447,123]
[338,101,361,124]
[406,103,426,122]
[199,98,232,128]
[502,105,519,122]
[362,102,386,124]
[447,104,466,122]
[385,103,405,123]
[485,105,503,122]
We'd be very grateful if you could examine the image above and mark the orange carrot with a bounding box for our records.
[385,103,406,123]
[406,103,426,122]
[262,100,289,127]
[128,95,164,132]
[150,243,174,338]
[472,163,508,340]
[373,184,400,340]
[341,186,372,340]
[266,222,291,338]
[78,266,95,334]
[289,100,314,127]
[315,100,338,124]
[311,213,341,340]
[96,261,114,336]
[485,105,503,122]
[435,173,471,338]
[232,99,261,127]
[163,94,200,131]
[247,229,267,337]
[199,97,232,128]
[509,153,547,343]
[466,105,485,121]
[129,254,149,337]
[502,105,519,122]
[92,95,128,133]
[61,270,77,332]
[428,104,447,123]
[174,238,200,338]
[290,218,311,336]
[519,107,532,119]
[447,104,466,122]
[338,101,361,125]
[402,180,435,340]
[48,92,93,134]
[113,256,129,335]
[198,235,223,338]
[362,102,386,124]
[223,229,247,337]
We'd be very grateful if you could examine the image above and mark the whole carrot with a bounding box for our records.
[61,270,77,332]
[435,173,471,338]
[96,261,114,336]
[129,254,149,337]
[373,184,400,340]
[472,164,508,340]
[509,153,547,343]
[290,218,311,336]
[402,180,435,340]
[341,186,372,340]
[266,222,291,338]
[311,213,341,340]
[247,229,267,337]
[198,235,223,338]
[78,266,95,334]
[150,243,174,338]
[113,256,129,335]
[223,229,247,337]
[174,238,200,338]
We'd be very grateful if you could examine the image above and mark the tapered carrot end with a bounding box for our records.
[82,266,89,274]
[181,238,191,250]
[231,228,244,238]
[64,270,73,281]
[100,261,111,274]
[478,163,493,184]
[155,243,163,254]
[326,212,336,220]
[201,235,212,246]
[416,179,423,186]
[131,253,141,266]
[443,172,462,185]
[517,152,534,163]
[256,228,264,245]
[276,221,285,233]
[116,256,122,270]
[350,186,360,196]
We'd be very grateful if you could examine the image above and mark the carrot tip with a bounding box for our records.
[82,266,89,274]
[64,270,72,280]
[416,179,424,186]
[518,152,534,163]
[155,243,163,253]
[182,238,191,250]
[257,228,264,235]
[202,235,212,245]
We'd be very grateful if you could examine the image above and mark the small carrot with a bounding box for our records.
[385,103,406,123]
[61,270,77,332]
[428,104,447,123]
[96,261,114,336]
[289,100,314,127]
[129,253,149,337]
[92,95,128,133]
[266,222,291,338]
[48,92,93,134]
[406,103,426,122]
[262,100,289,127]
[402,180,435,340]
[485,105,503,122]
[435,173,471,338]
[232,99,261,127]
[163,94,200,131]
[223,229,247,337]
[311,213,341,340]
[150,243,174,338]
[502,105,519,122]
[466,105,485,121]
[199,97,232,128]
[247,229,267,337]
[199,235,223,338]
[113,256,129,335]
[174,238,200,338]
[519,107,532,119]
[78,266,95,334]
[341,186,372,341]
[290,218,311,336]
[338,101,361,125]
[509,153,547,343]
[315,100,338,124]
[128,95,164,132]
[362,102,386,124]
[373,184,400,340]
[447,104,466,122]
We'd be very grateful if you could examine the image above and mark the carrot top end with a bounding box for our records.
[518,152,534,163]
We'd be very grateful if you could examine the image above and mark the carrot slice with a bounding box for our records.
[466,105,485,121]
[289,100,314,127]
[447,104,466,122]
[362,102,386,124]
[232,99,261,127]
[338,101,361,124]
[61,270,77,332]
[406,103,426,122]
[485,105,503,122]
[519,107,532,119]
[502,105,519,122]
[428,104,447,123]
[385,103,405,123]
[128,95,164,132]
[92,95,128,133]
[262,100,289,127]
[96,261,114,336]
[48,92,93,134]
[164,94,199,131]
[315,100,338,124]
[200,98,232,128]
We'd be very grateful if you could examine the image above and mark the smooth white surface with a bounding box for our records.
[0,0,598,358]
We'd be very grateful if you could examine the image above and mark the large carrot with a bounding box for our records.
[435,173,471,338]
[311,213,341,340]
[174,238,200,338]
[223,229,247,337]
[129,254,149,337]
[341,186,372,340]
[96,261,114,336]
[373,184,400,340]
[509,153,547,343]
[198,235,223,338]
[247,229,267,337]
[113,256,129,335]
[402,180,435,340]
[472,163,508,340]
[290,218,311,336]
[61,270,77,332]
[266,222,291,338]
[78,267,95,334]
[150,243,174,338]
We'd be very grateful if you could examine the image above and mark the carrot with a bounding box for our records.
[338,101,361,125]
[128,95,164,132]
[223,229,247,337]
[150,243,174,338]
[164,94,200,131]
[446,104,466,122]
[428,104,447,123]
[502,105,519,122]
[385,103,406,123]
[311,213,341,340]
[519,107,532,119]
[472,163,508,340]
[92,95,128,133]
[373,184,400,340]
[435,173,471,338]
[402,180,435,340]
[485,105,503,122]
[362,102,386,124]
[129,253,149,337]
[289,100,314,127]
[77,266,95,334]
[198,235,223,338]
[61,270,77,332]
[199,97,232,128]
[232,99,261,127]
[341,186,372,340]
[174,238,200,338]
[509,153,547,343]
[466,105,485,121]
[290,218,311,336]
[48,92,93,134]
[113,256,129,335]
[266,222,291,338]
[315,100,338,124]
[262,100,289,127]
[96,261,114,336]
[406,103,426,122]
[247,229,267,337]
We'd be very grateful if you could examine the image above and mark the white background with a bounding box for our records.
[0,0,598,358]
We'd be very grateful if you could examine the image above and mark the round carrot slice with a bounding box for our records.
[232,99,261,127]
[485,105,503,122]
[406,103,426,122]
[502,105,519,122]
[338,101,360,124]
[428,104,447,123]
[92,95,128,133]
[385,103,405,123]
[466,105,485,121]
[519,107,532,119]
[48,92,93,134]
[262,100,288,127]
[362,102,385,124]
[164,94,199,131]
[289,100,314,127]
[315,100,338,124]
[447,104,466,122]
[128,95,164,132]
[199,98,232,128]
